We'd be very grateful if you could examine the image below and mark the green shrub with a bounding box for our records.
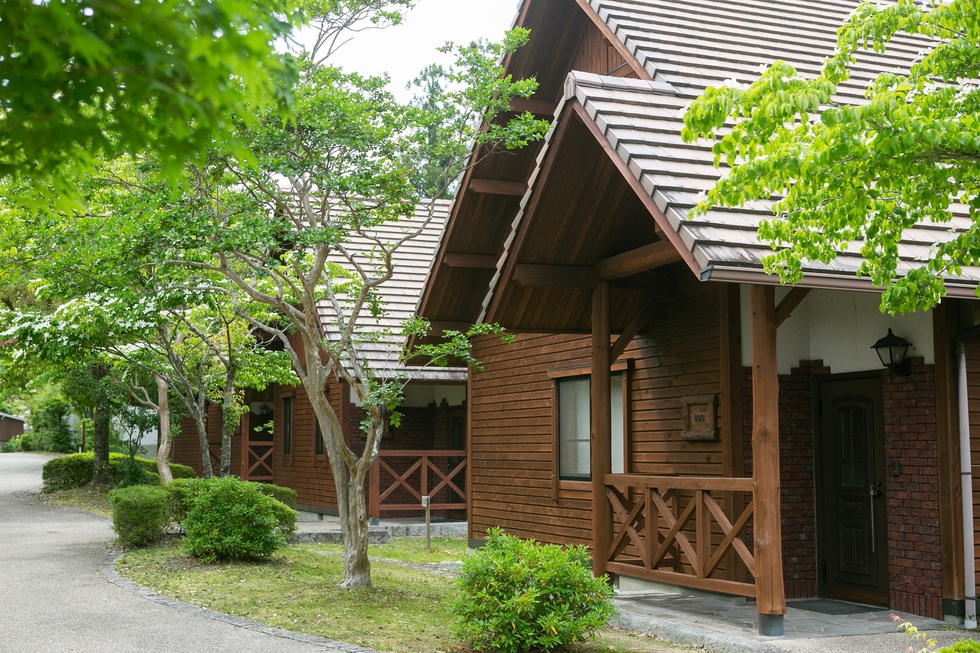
[2,435,24,452]
[109,485,171,548]
[18,431,38,451]
[452,528,615,653]
[42,452,194,491]
[27,386,73,452]
[166,477,207,524]
[255,482,298,508]
[183,476,297,562]
[941,641,980,653]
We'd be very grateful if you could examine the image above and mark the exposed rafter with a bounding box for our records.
[442,253,497,269]
[512,264,597,288]
[468,178,528,196]
[595,241,682,281]
[508,97,559,116]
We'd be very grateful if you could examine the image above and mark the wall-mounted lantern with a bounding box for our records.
[871,328,912,375]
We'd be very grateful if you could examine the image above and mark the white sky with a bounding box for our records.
[326,0,522,99]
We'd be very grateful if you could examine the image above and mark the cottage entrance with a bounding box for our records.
[816,375,889,606]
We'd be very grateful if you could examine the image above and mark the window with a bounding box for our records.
[558,377,591,480]
[282,396,292,455]
[554,369,628,483]
[315,420,324,456]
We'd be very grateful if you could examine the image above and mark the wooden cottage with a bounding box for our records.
[416,0,979,635]
[173,200,469,521]
[0,411,25,446]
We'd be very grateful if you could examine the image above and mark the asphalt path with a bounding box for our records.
[0,453,370,653]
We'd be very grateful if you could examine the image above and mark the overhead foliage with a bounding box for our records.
[0,0,302,202]
[682,0,980,313]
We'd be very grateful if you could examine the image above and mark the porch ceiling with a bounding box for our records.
[484,111,675,333]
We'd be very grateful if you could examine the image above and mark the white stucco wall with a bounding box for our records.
[350,383,466,408]
[740,287,934,375]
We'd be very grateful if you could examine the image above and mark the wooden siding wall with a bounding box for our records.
[273,382,341,510]
[468,278,726,546]
[570,18,631,78]
[173,404,241,477]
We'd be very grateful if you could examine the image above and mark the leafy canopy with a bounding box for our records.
[0,0,302,200]
[682,0,980,313]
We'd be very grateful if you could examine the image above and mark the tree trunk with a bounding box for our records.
[91,364,112,486]
[219,370,236,477]
[338,463,372,588]
[154,374,174,484]
[195,410,212,479]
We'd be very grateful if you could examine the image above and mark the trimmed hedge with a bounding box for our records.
[42,453,194,491]
[183,476,297,562]
[256,482,297,509]
[109,485,171,548]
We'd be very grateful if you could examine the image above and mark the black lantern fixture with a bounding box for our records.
[871,328,912,375]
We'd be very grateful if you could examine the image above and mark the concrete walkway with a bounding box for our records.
[0,453,372,653]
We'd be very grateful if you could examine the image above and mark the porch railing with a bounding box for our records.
[604,474,756,598]
[368,450,466,518]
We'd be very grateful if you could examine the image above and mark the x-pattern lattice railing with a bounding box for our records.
[368,450,466,517]
[604,474,756,597]
[246,444,274,481]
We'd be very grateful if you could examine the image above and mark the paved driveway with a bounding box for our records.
[0,453,360,653]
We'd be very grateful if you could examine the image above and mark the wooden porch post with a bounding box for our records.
[592,281,612,577]
[750,285,786,635]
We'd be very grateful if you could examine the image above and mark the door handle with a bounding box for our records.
[868,482,882,552]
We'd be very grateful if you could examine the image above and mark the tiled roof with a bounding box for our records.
[485,0,979,301]
[560,72,979,296]
[316,199,466,382]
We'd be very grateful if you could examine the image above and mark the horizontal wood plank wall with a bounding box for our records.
[273,382,339,511]
[570,17,631,78]
[469,276,724,548]
[966,342,980,591]
[173,404,241,477]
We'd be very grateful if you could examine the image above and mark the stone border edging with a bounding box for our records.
[99,553,385,653]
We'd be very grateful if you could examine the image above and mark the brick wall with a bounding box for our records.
[882,358,943,619]
[743,358,943,619]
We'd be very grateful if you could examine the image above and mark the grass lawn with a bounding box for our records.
[45,485,692,652]
[38,484,113,518]
[118,538,691,653]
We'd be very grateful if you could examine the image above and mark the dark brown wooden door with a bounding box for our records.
[817,376,888,605]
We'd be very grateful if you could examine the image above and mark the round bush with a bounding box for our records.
[183,476,296,562]
[109,485,171,548]
[452,528,615,653]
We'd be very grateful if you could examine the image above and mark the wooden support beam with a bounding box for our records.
[508,97,558,116]
[427,321,474,335]
[512,264,597,289]
[595,241,681,281]
[442,253,497,269]
[468,178,527,196]
[750,285,786,635]
[774,288,811,329]
[610,295,658,362]
[592,281,613,578]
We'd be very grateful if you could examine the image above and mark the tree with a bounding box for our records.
[681,0,979,314]
[162,20,546,588]
[0,0,302,201]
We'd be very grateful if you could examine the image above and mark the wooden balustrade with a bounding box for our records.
[604,474,756,597]
[368,450,466,517]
